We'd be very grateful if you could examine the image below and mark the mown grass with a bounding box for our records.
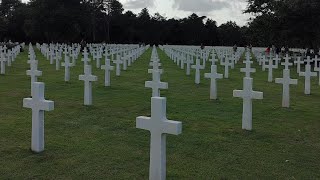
[0,47,319,179]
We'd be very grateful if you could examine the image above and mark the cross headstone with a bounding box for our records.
[299,63,317,95]
[294,57,303,74]
[6,50,12,66]
[71,51,77,66]
[313,56,320,85]
[204,65,223,99]
[0,53,6,75]
[136,97,182,180]
[180,55,185,69]
[95,51,101,68]
[282,54,293,70]
[209,54,218,66]
[113,56,123,76]
[275,69,298,107]
[82,48,90,65]
[185,56,193,76]
[101,58,114,87]
[261,56,267,71]
[61,55,72,82]
[273,55,281,68]
[221,56,232,78]
[305,56,313,65]
[241,55,256,78]
[191,58,204,84]
[233,78,263,131]
[145,70,168,97]
[265,56,277,82]
[127,54,133,66]
[50,49,55,65]
[230,54,236,69]
[55,52,61,70]
[23,82,54,153]
[79,65,98,105]
[27,60,42,95]
[122,55,128,70]
[149,60,163,74]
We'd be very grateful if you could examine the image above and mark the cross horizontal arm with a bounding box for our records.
[136,116,152,131]
[163,120,182,135]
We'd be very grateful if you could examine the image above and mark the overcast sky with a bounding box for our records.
[21,0,252,26]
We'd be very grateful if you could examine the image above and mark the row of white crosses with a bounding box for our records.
[254,50,320,106]
[164,46,317,129]
[163,45,245,85]
[253,51,319,95]
[162,46,205,84]
[254,51,311,106]
[21,43,148,153]
[299,56,317,94]
[146,46,168,97]
[233,52,263,130]
[254,49,320,86]
[0,44,22,75]
[23,44,55,153]
[162,46,246,100]
[137,46,182,180]
[275,55,298,107]
[37,42,146,85]
[79,45,149,105]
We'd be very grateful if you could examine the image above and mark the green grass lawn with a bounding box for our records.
[0,47,319,179]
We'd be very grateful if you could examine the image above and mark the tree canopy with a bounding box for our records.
[0,0,319,48]
[245,0,320,48]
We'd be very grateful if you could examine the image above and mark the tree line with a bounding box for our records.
[0,0,319,48]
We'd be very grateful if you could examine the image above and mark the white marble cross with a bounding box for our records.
[101,58,114,87]
[305,56,313,65]
[185,56,193,76]
[221,56,232,78]
[122,55,128,70]
[313,56,320,85]
[299,63,317,95]
[191,58,204,84]
[23,82,54,153]
[0,53,7,75]
[136,97,182,180]
[265,56,277,82]
[273,55,281,68]
[94,51,101,68]
[204,65,223,99]
[145,70,168,97]
[79,65,98,105]
[113,57,123,76]
[149,60,163,74]
[294,57,303,74]
[82,48,90,65]
[6,50,12,66]
[127,54,133,66]
[209,55,218,66]
[50,49,55,64]
[180,56,185,69]
[233,78,263,131]
[261,56,267,71]
[241,56,256,78]
[230,54,236,69]
[71,51,77,66]
[55,52,61,70]
[27,60,42,95]
[282,54,293,70]
[275,69,298,107]
[61,55,72,82]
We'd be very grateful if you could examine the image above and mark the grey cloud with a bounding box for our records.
[173,0,231,13]
[124,0,155,9]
